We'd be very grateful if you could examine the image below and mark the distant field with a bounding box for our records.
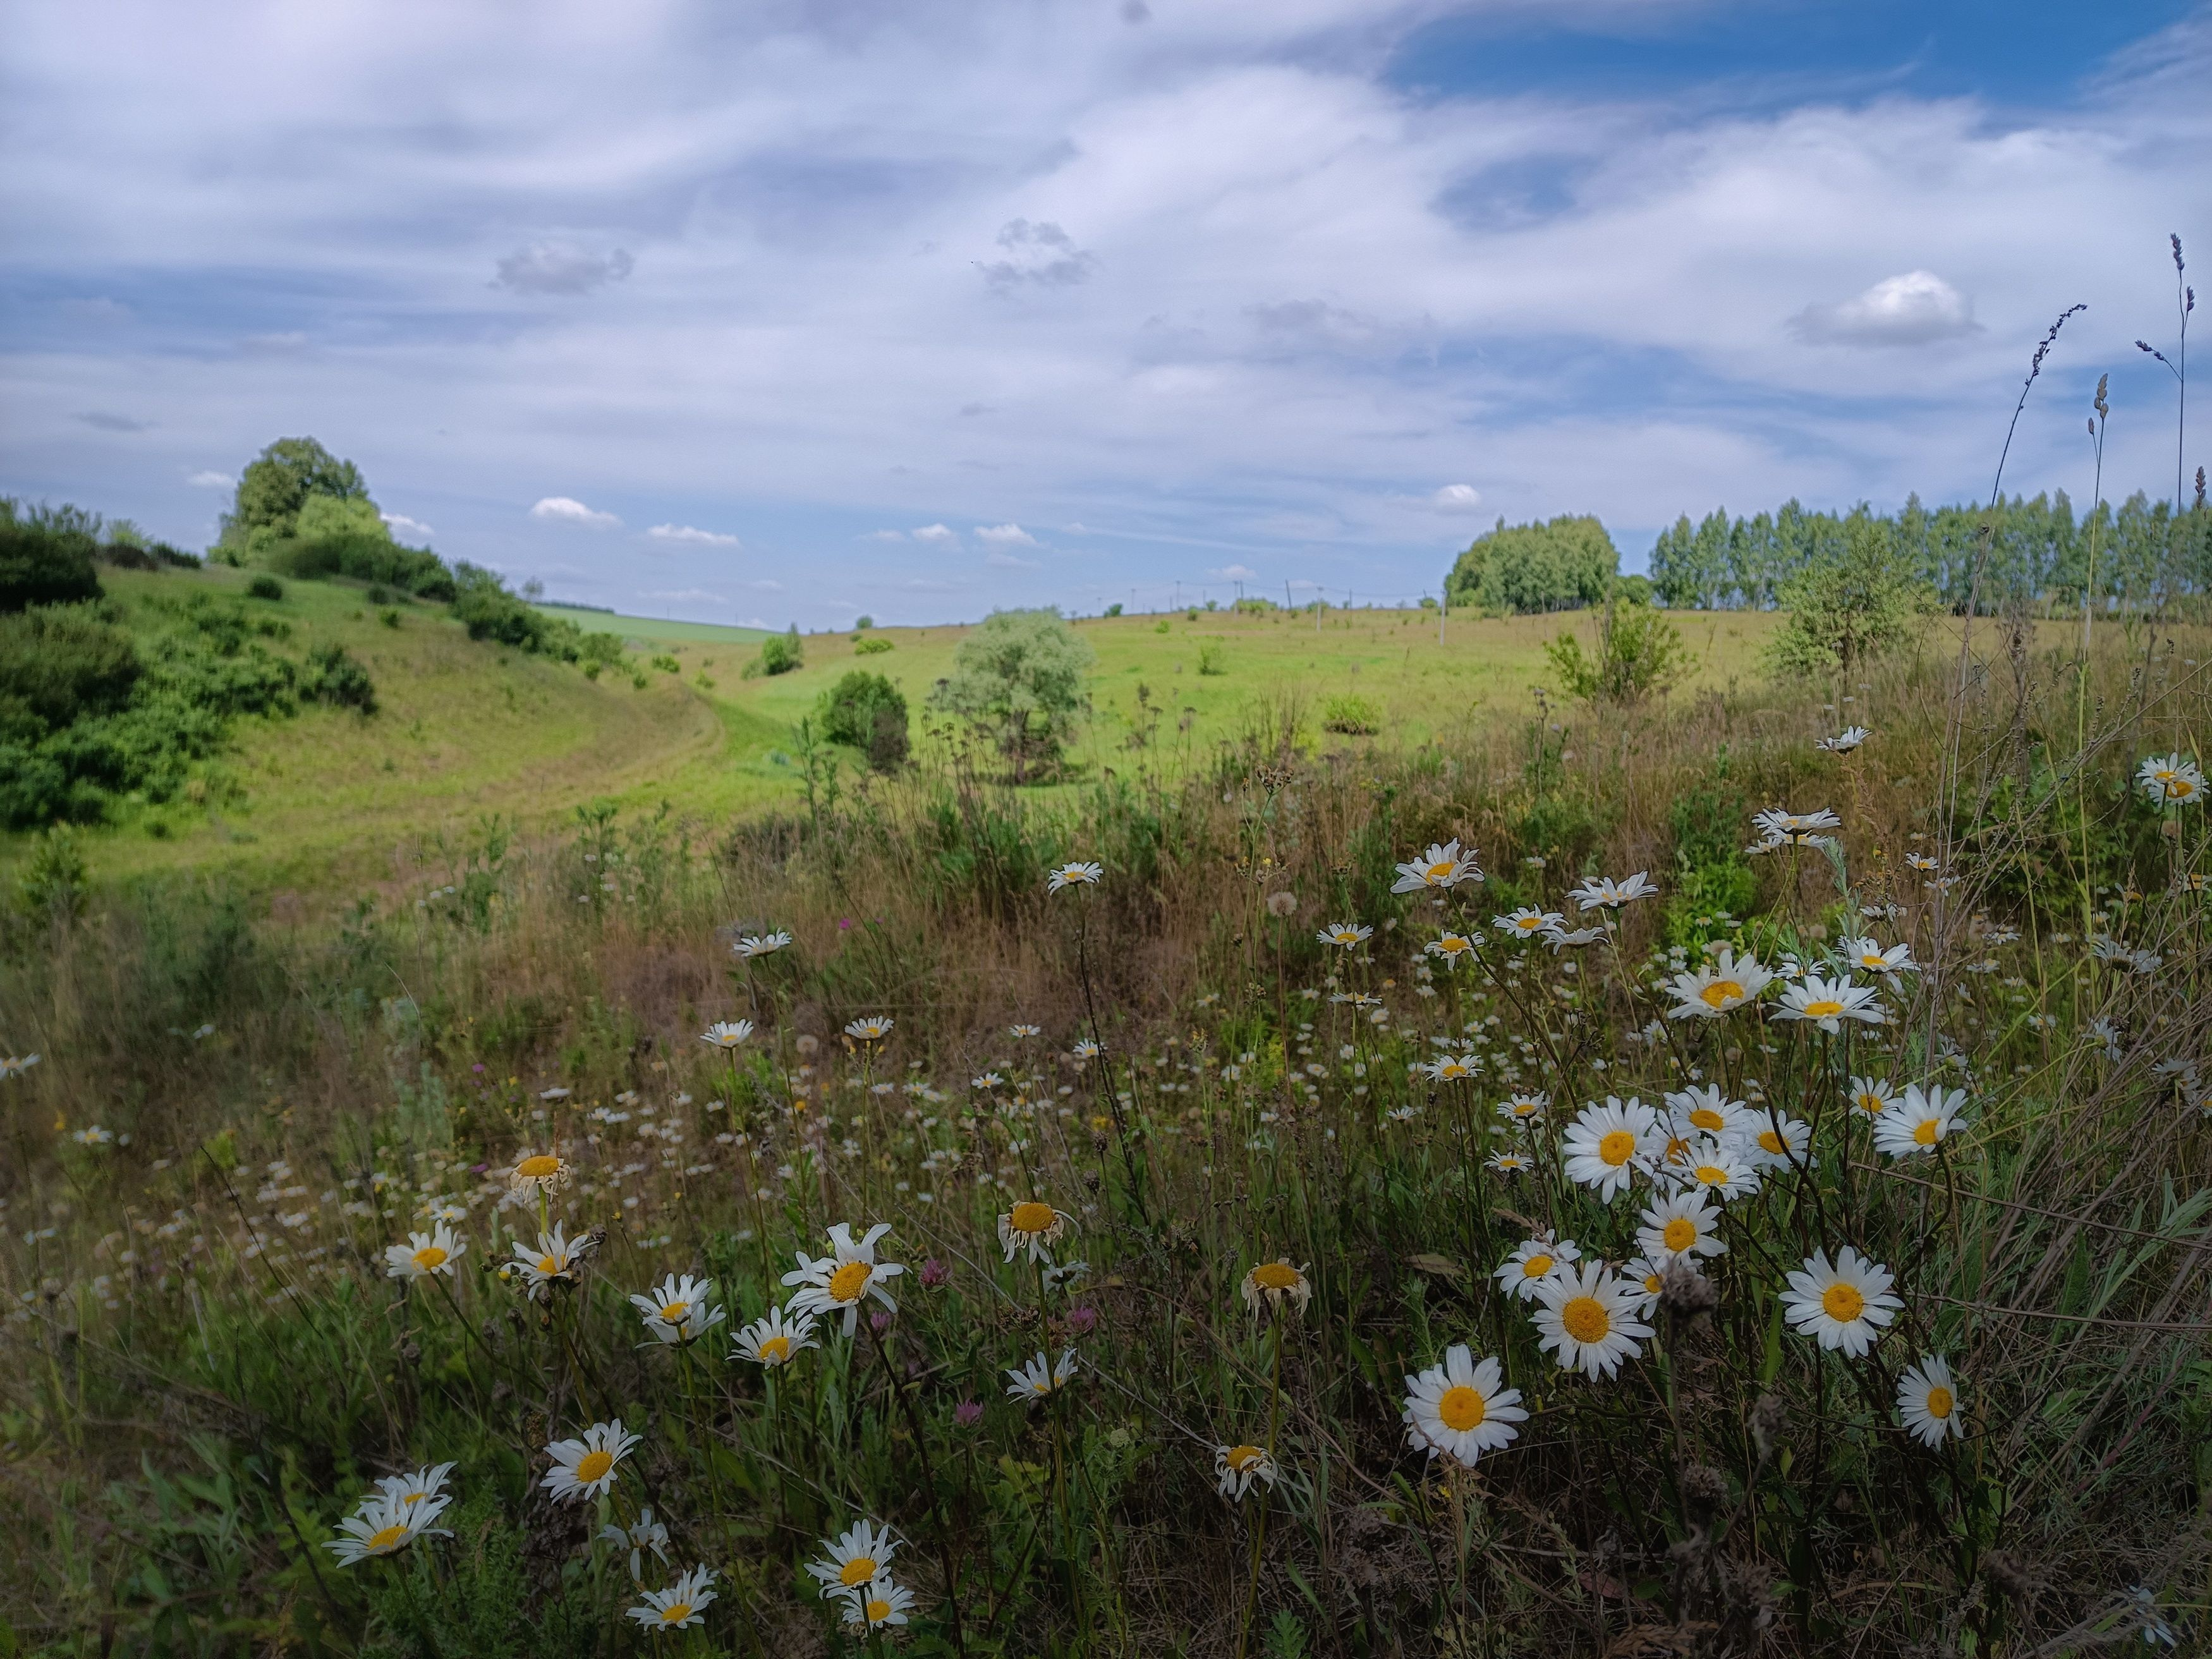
[533,604,770,646]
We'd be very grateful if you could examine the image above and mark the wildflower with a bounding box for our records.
[1818,726,1871,752]
[1636,1192,1727,1262]
[1666,1083,1747,1139]
[732,930,793,958]
[844,1016,894,1043]
[1896,1356,1963,1448]
[732,1304,821,1368]
[1847,1076,1897,1118]
[1485,1150,1531,1176]
[0,1053,42,1079]
[629,1273,728,1347]
[998,1200,1073,1263]
[1569,871,1658,910]
[628,1565,717,1632]
[1215,1442,1279,1500]
[1753,808,1842,841]
[325,1490,453,1564]
[1241,1258,1313,1318]
[1402,1345,1526,1464]
[1904,853,1939,872]
[383,1222,465,1282]
[1773,974,1885,1033]
[1047,860,1103,892]
[373,1462,456,1511]
[808,1519,899,1597]
[1392,839,1483,892]
[1496,1091,1548,1124]
[1780,1247,1900,1356]
[504,1148,571,1195]
[1621,1256,1667,1316]
[1421,1055,1476,1083]
[700,1020,753,1050]
[542,1421,641,1502]
[1675,1141,1759,1200]
[1734,1111,1811,1172]
[1560,1096,1663,1201]
[72,1124,115,1146]
[1839,937,1919,978]
[838,1576,918,1631]
[1265,890,1299,917]
[1533,1265,1652,1379]
[1072,1038,1103,1061]
[1873,1084,1967,1158]
[1316,921,1373,949]
[1495,1236,1579,1303]
[1424,931,1480,968]
[1004,1347,1079,1402]
[784,1222,907,1334]
[1009,1023,1042,1038]
[1495,906,1564,939]
[600,1508,671,1581]
[507,1225,597,1297]
[1543,924,1604,949]
[2137,753,2205,805]
[2124,1585,2180,1648]
[1665,947,1775,1018]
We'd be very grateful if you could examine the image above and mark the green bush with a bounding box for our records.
[854,635,894,655]
[757,626,804,676]
[245,574,285,601]
[650,653,680,674]
[815,669,909,772]
[0,605,142,739]
[1197,641,1226,676]
[1543,593,1691,705]
[1,499,105,613]
[449,564,581,658]
[929,607,1094,784]
[303,644,378,714]
[1322,693,1380,734]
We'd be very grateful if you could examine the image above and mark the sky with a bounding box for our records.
[3,0,2208,628]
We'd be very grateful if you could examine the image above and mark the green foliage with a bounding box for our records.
[930,607,1095,782]
[1321,693,1380,734]
[649,653,680,674]
[1197,641,1226,676]
[1765,514,1932,681]
[275,495,455,599]
[0,604,142,738]
[815,669,909,772]
[218,437,367,551]
[1446,514,1617,614]
[854,614,875,629]
[1543,592,1692,705]
[303,644,378,714]
[1105,602,1123,616]
[755,625,804,677]
[245,573,284,601]
[854,635,894,655]
[1,497,105,612]
[15,823,89,921]
[449,564,582,658]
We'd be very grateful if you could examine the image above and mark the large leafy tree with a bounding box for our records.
[219,438,371,557]
[930,608,1094,783]
[1446,515,1617,614]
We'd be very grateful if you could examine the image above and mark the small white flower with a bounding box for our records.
[732,930,793,959]
[807,1519,899,1598]
[1533,1264,1653,1379]
[600,1507,671,1582]
[1316,920,1373,949]
[782,1222,906,1334]
[2137,752,2205,806]
[384,1222,466,1282]
[998,1200,1074,1263]
[731,1304,821,1368]
[324,1490,453,1565]
[700,1019,754,1049]
[1392,839,1483,893]
[837,1574,918,1631]
[1047,860,1103,892]
[1896,1356,1964,1448]
[1636,1192,1727,1262]
[1005,1348,1079,1402]
[1567,871,1658,910]
[629,1273,728,1347]
[1494,906,1564,938]
[1818,726,1871,753]
[1872,1084,1967,1159]
[1494,1236,1580,1303]
[1780,1247,1901,1356]
[628,1565,718,1631]
[1402,1344,1526,1465]
[542,1421,641,1504]
[1560,1096,1663,1200]
[1214,1442,1280,1500]
[1773,974,1885,1033]
[1838,937,1918,978]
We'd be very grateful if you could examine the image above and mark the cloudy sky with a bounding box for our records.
[4,0,2208,626]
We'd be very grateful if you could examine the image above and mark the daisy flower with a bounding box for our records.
[1047,860,1103,892]
[1560,1096,1664,1201]
[1533,1265,1653,1379]
[732,930,793,959]
[72,1125,114,1146]
[1494,1236,1581,1303]
[731,1304,820,1368]
[1896,1356,1964,1448]
[600,1507,671,1581]
[1636,1192,1727,1262]
[1009,1023,1042,1039]
[373,1462,456,1512]
[1495,1091,1548,1124]
[0,1053,41,1079]
[1485,1151,1532,1176]
[807,1519,899,1598]
[1316,921,1373,949]
[998,1200,1073,1263]
[1847,1076,1897,1118]
[325,1490,453,1565]
[838,1576,917,1631]
[1215,1442,1279,1500]
[1620,1256,1668,1316]
[507,1224,597,1298]
[783,1222,907,1334]
[1402,1345,1526,1465]
[1904,853,1938,872]
[1392,839,1483,892]
[1241,1258,1313,1318]
[2137,753,2206,805]
[1665,948,1776,1019]
[1734,1111,1811,1172]
[1780,1246,1901,1356]
[1818,726,1871,753]
[1674,1143,1760,1201]
[383,1222,465,1282]
[1839,937,1919,978]
[629,1273,728,1347]
[843,1016,894,1043]
[503,1148,571,1195]
[628,1565,718,1632]
[542,1421,641,1503]
[1422,1056,1477,1084]
[1872,1084,1967,1158]
[1666,1084,1747,1140]
[1071,1038,1103,1061]
[1753,808,1842,841]
[1773,974,1885,1033]
[1543,925,1605,949]
[1495,907,1565,939]
[1568,871,1658,910]
[1424,932,1480,968]
[699,1020,753,1050]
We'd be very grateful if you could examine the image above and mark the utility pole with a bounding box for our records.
[1438,588,1447,647]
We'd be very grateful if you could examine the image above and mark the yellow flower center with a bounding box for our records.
[1225,1444,1263,1471]
[537,1255,561,1274]
[1689,1107,1725,1131]
[1694,1164,1729,1186]
[827,1261,873,1303]
[840,1557,877,1587]
[659,1301,690,1322]
[1253,1262,1301,1291]
[1642,1272,1663,1294]
[1854,1093,1883,1115]
[399,1491,425,1505]
[366,1524,410,1552]
[1924,1385,1954,1420]
[1521,1253,1554,1279]
[1861,954,1885,970]
[573,1449,615,1485]
[1662,1218,1697,1252]
[866,1599,892,1622]
[1663,1135,1691,1163]
[1560,1296,1610,1344]
[1758,1130,1785,1155]
[1598,1129,1637,1166]
[1516,916,1541,930]
[1440,938,1467,953]
[1428,861,1455,879]
[1009,1201,1057,1234]
[1699,980,1744,1008]
[2173,778,2196,798]
[1912,1118,1940,1146]
[660,1603,693,1624]
[515,1154,561,1181]
[758,1334,791,1363]
[1801,999,1845,1019]
[1437,1385,1487,1431]
[412,1246,447,1272]
[1821,1283,1866,1323]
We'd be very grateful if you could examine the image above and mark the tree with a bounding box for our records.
[219,438,370,559]
[756,626,804,676]
[1765,515,1931,683]
[1445,515,1617,614]
[816,670,909,772]
[930,607,1095,783]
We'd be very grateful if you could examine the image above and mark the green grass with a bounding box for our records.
[531,604,770,647]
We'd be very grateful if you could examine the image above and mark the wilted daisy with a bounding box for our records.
[1495,1235,1580,1302]
[732,1304,820,1368]
[628,1565,717,1632]
[1780,1246,1901,1356]
[998,1200,1073,1263]
[629,1273,728,1347]
[1392,839,1483,892]
[1774,974,1885,1033]
[1636,1192,1727,1262]
[1215,1442,1279,1500]
[1006,1347,1080,1403]
[1402,1345,1526,1465]
[1047,860,1103,892]
[325,1489,453,1565]
[1818,726,1871,753]
[1316,920,1373,949]
[1568,871,1658,910]
[1424,931,1480,968]
[600,1507,671,1581]
[1241,1258,1313,1317]
[1735,1112,1811,1173]
[1873,1084,1967,1158]
[1561,1096,1664,1201]
[700,1020,753,1050]
[1533,1265,1653,1379]
[1847,1076,1898,1118]
[1496,1091,1548,1124]
[839,1576,918,1631]
[1665,948,1776,1019]
[784,1222,907,1334]
[1495,906,1564,939]
[808,1519,900,1598]
[507,1224,597,1297]
[542,1420,641,1503]
[1896,1356,1964,1447]
[383,1222,465,1282]
[503,1148,571,1195]
[1544,924,1605,949]
[1666,1084,1747,1140]
[732,929,793,959]
[1840,937,1919,978]
[2137,753,2206,805]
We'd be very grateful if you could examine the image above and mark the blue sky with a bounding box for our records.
[3,0,2206,626]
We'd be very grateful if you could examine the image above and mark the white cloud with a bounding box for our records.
[187,469,233,488]
[493,243,634,296]
[911,524,959,545]
[648,523,741,547]
[975,523,1038,547]
[1208,562,1259,579]
[532,496,620,528]
[1430,484,1484,513]
[1790,270,1981,348]
[985,549,1040,569]
[382,511,434,537]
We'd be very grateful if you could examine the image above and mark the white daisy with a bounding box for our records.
[1780,1247,1901,1356]
[1839,937,1919,978]
[782,1222,907,1334]
[1392,839,1483,892]
[600,1507,671,1582]
[844,1016,894,1043]
[806,1519,900,1598]
[1665,948,1777,1019]
[1560,1096,1664,1201]
[1872,1084,1967,1159]
[1896,1356,1964,1448]
[732,929,793,958]
[1674,1142,1761,1201]
[628,1565,718,1632]
[1316,921,1373,949]
[1494,1236,1581,1303]
[1543,925,1605,950]
[1495,906,1565,939]
[629,1273,728,1347]
[1567,871,1658,910]
[542,1421,641,1503]
[503,1148,571,1194]
[1665,1084,1748,1141]
[1620,1255,1668,1316]
[1214,1443,1280,1500]
[1241,1259,1313,1317]
[700,1019,754,1050]
[1636,1192,1727,1262]
[2137,753,2206,806]
[1047,860,1103,892]
[1533,1265,1653,1380]
[1006,1348,1080,1403]
[1422,1055,1478,1084]
[324,1490,453,1565]
[1846,1076,1898,1119]
[1818,726,1871,753]
[383,1222,465,1282]
[506,1224,597,1299]
[731,1304,821,1368]
[1495,1091,1549,1124]
[1485,1150,1532,1176]
[1773,974,1885,1033]
[1733,1111,1811,1173]
[998,1200,1074,1263]
[1753,807,1842,841]
[372,1462,456,1512]
[1423,931,1481,968]
[838,1576,918,1631]
[1402,1344,1526,1465]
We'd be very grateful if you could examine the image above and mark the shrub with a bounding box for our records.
[302,644,377,714]
[815,670,909,772]
[1322,692,1380,734]
[1197,641,1226,676]
[245,574,285,601]
[929,607,1094,783]
[1766,514,1932,682]
[650,653,681,674]
[0,605,142,739]
[1543,593,1692,705]
[1,499,104,613]
[757,626,804,676]
[854,636,894,655]
[449,564,581,658]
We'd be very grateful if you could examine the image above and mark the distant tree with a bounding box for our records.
[756,626,805,676]
[1445,515,1617,614]
[816,670,909,772]
[1766,515,1932,683]
[219,438,370,558]
[930,607,1095,783]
